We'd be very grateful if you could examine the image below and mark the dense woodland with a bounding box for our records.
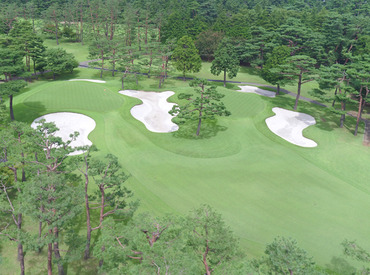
[0,0,370,274]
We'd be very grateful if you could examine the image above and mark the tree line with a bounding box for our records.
[1,0,368,134]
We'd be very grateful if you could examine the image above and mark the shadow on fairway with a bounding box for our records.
[172,119,227,139]
[326,257,357,275]
[13,101,47,123]
[270,94,340,132]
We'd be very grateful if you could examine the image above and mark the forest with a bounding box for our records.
[0,0,369,274]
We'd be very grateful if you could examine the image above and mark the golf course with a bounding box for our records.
[8,52,369,272]
[1,1,370,272]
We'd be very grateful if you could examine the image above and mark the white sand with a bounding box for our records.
[31,112,96,155]
[68,79,106,83]
[119,90,179,133]
[265,107,317,147]
[237,85,276,98]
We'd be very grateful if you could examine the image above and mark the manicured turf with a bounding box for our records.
[8,71,369,274]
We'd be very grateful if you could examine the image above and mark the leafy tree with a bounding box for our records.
[71,150,136,260]
[172,35,202,81]
[88,36,111,79]
[95,213,198,274]
[346,54,370,136]
[0,80,27,121]
[272,55,317,110]
[0,44,25,81]
[264,237,316,275]
[238,26,276,68]
[186,204,239,275]
[342,239,370,274]
[28,37,47,76]
[261,45,291,95]
[211,38,240,87]
[195,30,224,61]
[44,48,78,80]
[170,78,231,136]
[21,173,83,275]
[0,122,33,275]
[316,64,353,128]
[42,3,62,45]
[9,21,43,72]
[160,11,187,43]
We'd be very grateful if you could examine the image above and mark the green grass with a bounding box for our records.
[2,35,370,274]
[4,69,369,274]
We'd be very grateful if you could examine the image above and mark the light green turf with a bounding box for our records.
[7,71,369,275]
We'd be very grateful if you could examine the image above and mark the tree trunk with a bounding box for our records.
[54,15,59,46]
[121,76,124,90]
[84,173,92,260]
[53,227,64,275]
[53,73,56,80]
[100,56,104,78]
[112,49,116,77]
[223,70,226,87]
[277,83,280,96]
[354,90,364,136]
[294,72,302,110]
[196,117,202,136]
[332,87,338,107]
[99,246,105,267]
[340,101,346,128]
[17,214,25,275]
[80,7,84,45]
[9,94,14,121]
[48,232,53,275]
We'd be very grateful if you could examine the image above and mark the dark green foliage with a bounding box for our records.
[211,38,240,87]
[264,237,317,275]
[0,80,27,120]
[170,78,230,136]
[172,35,202,80]
[272,55,317,109]
[0,45,25,81]
[195,30,224,61]
[261,45,291,94]
[44,48,78,79]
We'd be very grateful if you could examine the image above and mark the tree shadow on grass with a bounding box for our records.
[13,101,47,123]
[270,94,340,132]
[172,119,227,139]
[326,256,357,275]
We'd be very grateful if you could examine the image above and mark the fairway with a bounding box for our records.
[13,78,370,269]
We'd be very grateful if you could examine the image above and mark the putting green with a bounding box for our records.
[23,81,124,113]
[14,80,370,270]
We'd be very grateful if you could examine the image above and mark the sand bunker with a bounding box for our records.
[68,79,106,83]
[119,90,179,133]
[265,107,317,147]
[237,85,276,98]
[31,112,96,155]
